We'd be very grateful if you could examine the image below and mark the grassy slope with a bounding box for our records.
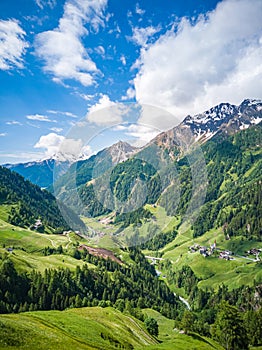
[0,307,157,350]
[0,307,231,350]
[143,309,223,350]
[0,205,91,272]
[158,226,262,293]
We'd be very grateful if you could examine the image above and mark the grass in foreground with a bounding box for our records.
[0,307,156,350]
[0,307,228,350]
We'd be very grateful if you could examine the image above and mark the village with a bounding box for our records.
[188,242,262,262]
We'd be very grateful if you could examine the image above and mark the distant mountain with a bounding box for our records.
[0,166,85,233]
[4,158,56,188]
[52,140,139,196]
[3,141,138,190]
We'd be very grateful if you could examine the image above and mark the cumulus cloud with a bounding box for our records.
[26,114,56,122]
[34,133,64,157]
[0,19,28,70]
[138,104,180,131]
[121,87,136,100]
[134,0,262,125]
[34,132,92,160]
[87,94,128,125]
[35,0,107,86]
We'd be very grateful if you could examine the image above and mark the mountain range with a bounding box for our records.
[4,99,261,189]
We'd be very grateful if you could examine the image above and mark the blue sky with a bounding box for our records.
[0,0,261,163]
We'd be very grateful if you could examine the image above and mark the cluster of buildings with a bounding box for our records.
[189,242,216,257]
[219,250,233,260]
[247,248,261,256]
[189,242,261,262]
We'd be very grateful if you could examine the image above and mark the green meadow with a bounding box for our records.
[0,307,227,350]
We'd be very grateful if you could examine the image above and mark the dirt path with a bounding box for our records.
[65,233,72,249]
[44,236,57,248]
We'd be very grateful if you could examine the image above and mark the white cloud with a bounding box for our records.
[120,54,126,66]
[121,87,136,100]
[35,0,57,9]
[113,123,159,147]
[26,114,56,122]
[87,94,127,125]
[34,133,64,157]
[0,19,28,70]
[134,0,262,125]
[135,3,145,16]
[137,104,180,131]
[50,127,63,132]
[129,25,161,47]
[6,121,22,125]
[0,133,7,137]
[0,151,45,163]
[94,45,105,56]
[79,144,92,159]
[47,110,78,118]
[27,122,41,129]
[35,0,107,86]
[77,93,95,101]
[34,132,92,160]
[126,124,159,144]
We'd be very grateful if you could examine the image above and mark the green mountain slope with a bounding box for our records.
[0,166,85,233]
[0,306,227,350]
[0,307,156,350]
[72,123,262,247]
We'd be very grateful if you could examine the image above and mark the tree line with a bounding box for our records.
[0,248,183,320]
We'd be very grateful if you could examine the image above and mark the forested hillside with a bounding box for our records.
[187,123,262,240]
[62,123,262,243]
[0,247,182,319]
[0,166,85,233]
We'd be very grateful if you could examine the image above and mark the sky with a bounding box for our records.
[0,0,261,164]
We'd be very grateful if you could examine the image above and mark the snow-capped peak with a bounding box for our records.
[181,99,262,143]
